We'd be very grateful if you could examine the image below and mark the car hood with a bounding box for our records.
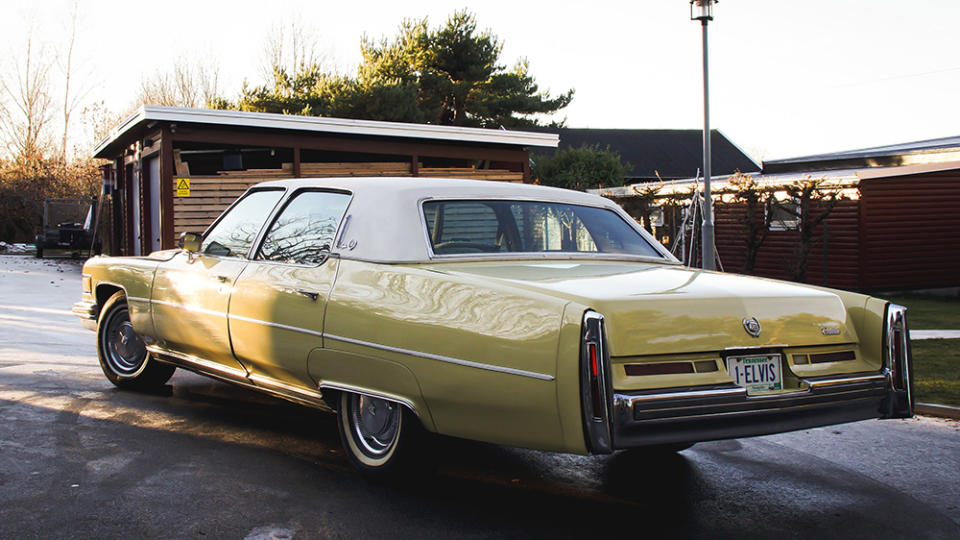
[428,261,857,357]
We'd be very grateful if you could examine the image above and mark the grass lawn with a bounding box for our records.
[880,294,960,330]
[911,338,960,407]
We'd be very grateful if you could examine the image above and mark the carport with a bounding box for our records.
[93,105,558,256]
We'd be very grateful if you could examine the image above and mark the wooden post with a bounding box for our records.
[160,127,175,249]
[522,158,531,183]
[293,147,301,178]
[411,154,419,176]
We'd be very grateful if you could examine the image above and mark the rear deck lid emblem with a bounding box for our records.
[742,317,762,338]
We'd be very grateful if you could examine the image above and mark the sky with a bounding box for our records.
[1,0,958,162]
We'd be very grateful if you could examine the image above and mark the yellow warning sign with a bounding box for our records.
[176,177,190,197]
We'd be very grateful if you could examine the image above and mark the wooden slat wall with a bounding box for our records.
[713,200,861,290]
[859,171,960,290]
[173,162,524,236]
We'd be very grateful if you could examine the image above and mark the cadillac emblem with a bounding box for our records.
[742,317,762,338]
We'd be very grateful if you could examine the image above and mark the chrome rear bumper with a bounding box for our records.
[609,373,894,450]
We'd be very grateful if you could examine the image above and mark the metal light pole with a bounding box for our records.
[691,0,716,270]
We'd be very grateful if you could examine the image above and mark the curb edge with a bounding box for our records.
[915,402,960,420]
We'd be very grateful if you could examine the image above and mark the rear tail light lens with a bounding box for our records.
[581,311,612,454]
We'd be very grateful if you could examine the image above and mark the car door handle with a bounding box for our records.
[296,289,319,301]
[215,275,229,283]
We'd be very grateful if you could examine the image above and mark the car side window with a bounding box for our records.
[257,191,351,265]
[201,190,284,258]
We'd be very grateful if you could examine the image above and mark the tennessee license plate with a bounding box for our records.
[726,354,783,395]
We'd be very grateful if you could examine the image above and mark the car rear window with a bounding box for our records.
[422,200,661,258]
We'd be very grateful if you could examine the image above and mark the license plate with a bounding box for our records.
[726,354,783,395]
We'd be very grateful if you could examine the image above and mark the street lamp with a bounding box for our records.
[691,0,716,270]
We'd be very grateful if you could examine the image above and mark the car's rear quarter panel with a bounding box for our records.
[316,259,582,452]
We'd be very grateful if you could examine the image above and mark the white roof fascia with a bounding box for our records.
[94,105,560,156]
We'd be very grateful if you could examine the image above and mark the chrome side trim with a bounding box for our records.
[146,345,248,381]
[228,313,325,339]
[808,374,887,389]
[617,386,747,407]
[150,299,226,318]
[324,333,555,381]
[247,373,331,409]
[126,296,151,304]
[318,381,421,418]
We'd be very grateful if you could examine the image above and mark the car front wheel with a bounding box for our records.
[337,391,422,476]
[96,291,175,390]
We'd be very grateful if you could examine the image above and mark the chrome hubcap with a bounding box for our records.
[105,308,146,375]
[349,394,399,457]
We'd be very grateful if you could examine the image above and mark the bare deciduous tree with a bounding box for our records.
[0,26,54,162]
[138,57,222,108]
[260,18,327,82]
[777,177,841,283]
[729,171,774,275]
[58,2,94,162]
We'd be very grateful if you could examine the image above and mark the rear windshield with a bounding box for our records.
[422,200,661,258]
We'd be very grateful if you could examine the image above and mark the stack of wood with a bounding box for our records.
[173,161,523,236]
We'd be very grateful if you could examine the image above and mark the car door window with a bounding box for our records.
[201,190,284,258]
[257,191,351,265]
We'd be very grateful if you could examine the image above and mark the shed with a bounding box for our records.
[93,105,559,256]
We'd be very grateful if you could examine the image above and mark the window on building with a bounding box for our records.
[768,198,800,231]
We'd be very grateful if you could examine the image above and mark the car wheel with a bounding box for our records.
[97,291,175,390]
[337,391,421,476]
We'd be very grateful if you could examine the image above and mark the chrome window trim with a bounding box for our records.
[253,187,355,265]
[324,333,555,381]
[417,196,676,263]
[190,187,287,260]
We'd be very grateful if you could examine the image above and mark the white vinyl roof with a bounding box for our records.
[250,177,675,264]
[94,105,559,157]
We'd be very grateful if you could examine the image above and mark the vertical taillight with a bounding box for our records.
[884,303,913,417]
[581,311,613,453]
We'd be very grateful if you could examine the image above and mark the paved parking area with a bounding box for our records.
[1,255,958,539]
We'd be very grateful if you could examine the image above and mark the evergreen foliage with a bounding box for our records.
[532,145,630,192]
[233,10,572,127]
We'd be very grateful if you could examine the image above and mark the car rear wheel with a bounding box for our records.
[337,391,422,476]
[97,291,175,390]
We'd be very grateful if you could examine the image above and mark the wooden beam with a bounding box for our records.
[411,154,419,176]
[170,126,530,164]
[293,147,301,178]
[159,127,175,249]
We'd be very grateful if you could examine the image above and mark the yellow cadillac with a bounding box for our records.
[73,177,914,474]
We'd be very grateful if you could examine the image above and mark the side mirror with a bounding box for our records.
[178,232,202,253]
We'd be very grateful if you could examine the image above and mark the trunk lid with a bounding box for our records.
[430,261,857,357]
